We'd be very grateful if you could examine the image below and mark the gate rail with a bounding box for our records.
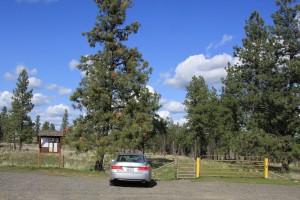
[176,158,195,179]
[200,155,265,178]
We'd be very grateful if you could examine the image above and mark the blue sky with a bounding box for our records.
[0,0,279,129]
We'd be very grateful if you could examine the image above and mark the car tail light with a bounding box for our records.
[111,165,123,170]
[138,166,150,171]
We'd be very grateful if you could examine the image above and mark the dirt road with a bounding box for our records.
[0,171,299,200]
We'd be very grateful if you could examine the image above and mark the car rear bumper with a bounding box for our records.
[109,171,151,182]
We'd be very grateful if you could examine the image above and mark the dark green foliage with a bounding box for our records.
[70,0,160,169]
[0,106,10,142]
[10,69,34,150]
[34,115,41,141]
[221,0,300,171]
[0,107,5,141]
[50,123,56,131]
[60,109,69,133]
[184,76,224,156]
[42,121,50,131]
[184,76,210,155]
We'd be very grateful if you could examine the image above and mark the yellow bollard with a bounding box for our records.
[196,157,201,178]
[264,158,269,179]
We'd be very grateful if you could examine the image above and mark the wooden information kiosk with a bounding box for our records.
[38,130,63,167]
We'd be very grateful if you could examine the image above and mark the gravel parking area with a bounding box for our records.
[0,171,299,200]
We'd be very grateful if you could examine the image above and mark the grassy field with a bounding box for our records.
[0,145,97,171]
[1,143,299,185]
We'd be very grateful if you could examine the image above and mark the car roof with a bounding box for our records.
[117,153,145,156]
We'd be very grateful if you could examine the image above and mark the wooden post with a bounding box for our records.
[58,137,62,168]
[38,146,40,167]
[58,152,61,168]
[37,136,41,167]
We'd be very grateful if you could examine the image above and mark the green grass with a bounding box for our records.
[153,163,176,181]
[195,176,300,186]
[200,160,264,178]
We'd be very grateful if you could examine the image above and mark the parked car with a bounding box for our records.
[109,153,151,187]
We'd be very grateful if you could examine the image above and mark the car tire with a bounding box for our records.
[109,180,115,186]
[143,181,149,188]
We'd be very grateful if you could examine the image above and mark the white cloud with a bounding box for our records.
[32,104,83,130]
[29,77,42,89]
[42,104,70,129]
[0,91,13,108]
[157,110,171,119]
[58,87,72,95]
[46,104,69,116]
[174,118,187,126]
[206,34,233,52]
[32,93,51,106]
[46,84,58,90]
[221,34,233,45]
[164,53,235,89]
[15,65,26,74]
[15,65,37,76]
[146,85,155,94]
[4,65,38,81]
[34,112,63,130]
[164,101,185,113]
[159,98,168,106]
[46,84,72,95]
[69,59,80,71]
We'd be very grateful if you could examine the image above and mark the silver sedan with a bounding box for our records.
[109,153,151,187]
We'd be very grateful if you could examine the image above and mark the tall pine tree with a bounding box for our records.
[11,69,34,150]
[70,0,160,169]
[34,115,41,142]
[0,106,9,141]
[183,76,211,155]
[60,109,69,134]
[42,121,50,131]
[269,0,300,171]
[222,0,300,170]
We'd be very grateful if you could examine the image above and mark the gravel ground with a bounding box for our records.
[0,171,299,200]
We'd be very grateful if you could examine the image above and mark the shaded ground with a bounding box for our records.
[0,171,300,200]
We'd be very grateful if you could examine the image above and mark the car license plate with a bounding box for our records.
[126,167,134,172]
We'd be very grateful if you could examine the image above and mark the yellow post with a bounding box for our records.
[196,157,201,178]
[264,157,269,179]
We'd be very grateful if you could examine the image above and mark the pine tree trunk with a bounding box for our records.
[94,154,104,171]
[19,139,22,151]
[13,133,16,150]
[281,158,290,172]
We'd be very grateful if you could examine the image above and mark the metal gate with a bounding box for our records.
[175,158,195,179]
[200,155,265,178]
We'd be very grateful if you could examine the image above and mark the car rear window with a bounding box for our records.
[117,155,145,163]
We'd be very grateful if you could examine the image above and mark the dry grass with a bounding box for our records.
[0,143,96,171]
